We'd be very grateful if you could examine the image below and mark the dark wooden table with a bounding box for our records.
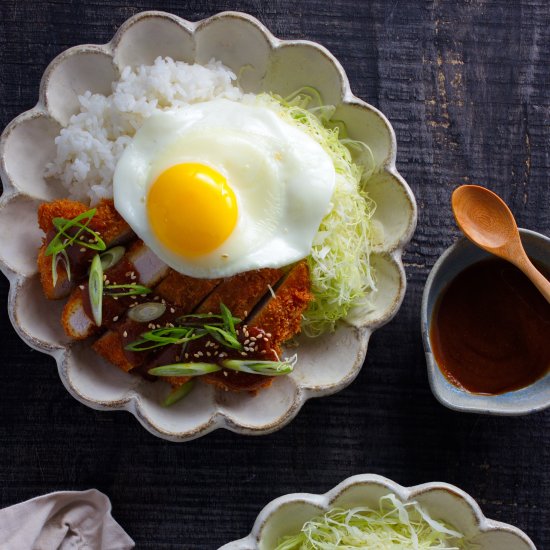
[1,1,549,548]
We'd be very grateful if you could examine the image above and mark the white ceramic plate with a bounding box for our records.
[220,474,535,550]
[0,11,416,441]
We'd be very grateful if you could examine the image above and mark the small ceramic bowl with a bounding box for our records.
[422,228,550,415]
[220,473,535,549]
[0,11,416,441]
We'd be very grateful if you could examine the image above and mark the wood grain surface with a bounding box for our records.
[1,1,549,548]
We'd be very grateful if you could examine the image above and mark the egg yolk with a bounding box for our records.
[147,163,238,257]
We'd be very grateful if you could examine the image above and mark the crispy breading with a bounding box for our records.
[249,261,312,353]
[38,198,129,242]
[197,267,283,318]
[38,198,133,300]
[38,199,88,233]
[155,269,220,310]
[92,332,135,372]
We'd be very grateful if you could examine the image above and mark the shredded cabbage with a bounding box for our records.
[274,494,470,550]
[251,90,378,336]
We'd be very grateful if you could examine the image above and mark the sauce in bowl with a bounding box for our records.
[430,258,550,395]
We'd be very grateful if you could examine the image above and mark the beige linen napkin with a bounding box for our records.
[0,489,134,550]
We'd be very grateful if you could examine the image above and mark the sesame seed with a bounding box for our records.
[194,353,200,358]
[266,333,272,338]
[170,308,175,314]
[244,339,250,345]
[261,350,266,354]
[250,336,257,341]
[223,371,228,377]
[123,331,128,338]
[79,247,86,253]
[206,352,211,357]
[131,274,137,280]
[154,296,160,301]
[79,285,85,290]
[103,275,107,281]
[113,296,118,300]
[184,353,189,359]
[112,316,119,322]
[161,299,166,305]
[240,351,247,356]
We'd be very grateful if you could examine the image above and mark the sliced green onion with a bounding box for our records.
[124,327,203,351]
[127,302,166,323]
[149,363,221,377]
[178,312,241,325]
[89,254,103,326]
[51,248,70,287]
[204,325,242,350]
[221,355,297,376]
[162,380,195,407]
[99,246,125,271]
[104,283,151,297]
[220,302,236,336]
[45,208,106,256]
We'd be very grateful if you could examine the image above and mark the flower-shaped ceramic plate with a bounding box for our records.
[220,474,535,549]
[0,11,416,441]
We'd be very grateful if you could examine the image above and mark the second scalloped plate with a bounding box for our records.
[220,474,535,550]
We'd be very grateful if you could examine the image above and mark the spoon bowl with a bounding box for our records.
[452,185,550,303]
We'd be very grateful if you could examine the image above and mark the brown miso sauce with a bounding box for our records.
[430,258,550,395]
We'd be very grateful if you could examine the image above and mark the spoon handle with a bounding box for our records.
[514,253,550,304]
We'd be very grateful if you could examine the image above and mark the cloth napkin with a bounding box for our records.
[0,489,135,550]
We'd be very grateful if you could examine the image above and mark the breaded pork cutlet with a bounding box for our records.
[196,267,283,317]
[92,270,223,374]
[203,260,313,394]
[61,240,169,340]
[247,260,312,355]
[37,199,133,300]
[93,268,284,388]
[154,269,220,312]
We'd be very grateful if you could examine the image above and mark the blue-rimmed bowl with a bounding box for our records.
[422,228,550,415]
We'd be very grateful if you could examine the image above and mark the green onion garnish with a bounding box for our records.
[89,254,103,326]
[149,363,222,377]
[124,327,203,352]
[203,325,242,350]
[127,303,244,352]
[162,380,195,407]
[177,311,241,325]
[52,248,70,287]
[221,355,297,376]
[103,283,151,297]
[45,208,106,257]
[99,246,125,271]
[127,302,166,323]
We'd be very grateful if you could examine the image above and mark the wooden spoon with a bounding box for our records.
[452,184,550,303]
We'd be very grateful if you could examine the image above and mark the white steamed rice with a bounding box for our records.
[45,57,243,204]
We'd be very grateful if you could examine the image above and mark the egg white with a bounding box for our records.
[113,99,335,278]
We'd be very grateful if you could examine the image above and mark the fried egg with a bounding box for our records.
[113,99,335,278]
